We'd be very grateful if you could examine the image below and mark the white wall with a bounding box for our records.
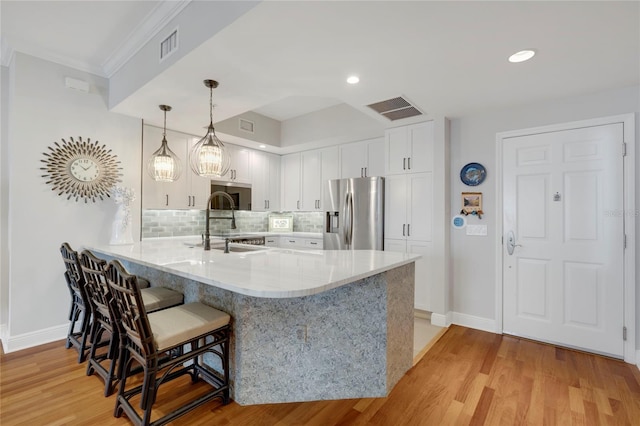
[280,103,385,153]
[1,63,10,338]
[1,53,142,352]
[449,85,639,343]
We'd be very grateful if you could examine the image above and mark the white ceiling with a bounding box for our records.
[2,1,639,140]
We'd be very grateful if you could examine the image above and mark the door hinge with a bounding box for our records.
[624,234,627,249]
[622,142,627,157]
[623,326,627,341]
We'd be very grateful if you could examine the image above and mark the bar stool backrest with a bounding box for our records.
[105,259,156,359]
[60,242,86,301]
[79,251,114,326]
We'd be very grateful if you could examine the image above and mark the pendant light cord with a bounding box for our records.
[163,109,167,138]
[209,86,214,126]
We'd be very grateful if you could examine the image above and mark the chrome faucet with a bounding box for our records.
[204,191,237,251]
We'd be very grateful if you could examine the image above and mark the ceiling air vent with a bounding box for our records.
[159,28,178,61]
[366,96,423,121]
[239,118,255,134]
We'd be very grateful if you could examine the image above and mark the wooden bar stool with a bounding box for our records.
[106,259,231,426]
[79,250,184,397]
[60,243,91,363]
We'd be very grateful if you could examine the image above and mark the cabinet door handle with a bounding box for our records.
[408,158,411,170]
[192,195,195,206]
[166,194,169,206]
[364,167,368,177]
[297,200,300,210]
[187,195,191,207]
[267,200,270,209]
[407,224,411,236]
[403,158,406,170]
[310,241,317,245]
[403,224,406,236]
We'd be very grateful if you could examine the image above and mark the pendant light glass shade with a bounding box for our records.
[189,79,231,178]
[147,105,182,182]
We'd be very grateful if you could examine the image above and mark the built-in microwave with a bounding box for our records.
[210,180,252,210]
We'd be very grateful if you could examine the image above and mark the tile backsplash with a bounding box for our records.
[141,210,324,238]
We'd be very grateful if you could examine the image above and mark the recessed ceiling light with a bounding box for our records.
[509,50,536,63]
[346,75,360,84]
[259,144,266,149]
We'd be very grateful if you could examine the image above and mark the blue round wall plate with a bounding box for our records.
[460,163,486,186]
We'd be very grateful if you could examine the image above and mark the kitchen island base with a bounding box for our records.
[117,260,415,405]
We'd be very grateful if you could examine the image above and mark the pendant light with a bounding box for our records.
[147,104,182,182]
[189,79,231,178]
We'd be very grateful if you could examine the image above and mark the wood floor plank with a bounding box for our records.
[3,325,640,425]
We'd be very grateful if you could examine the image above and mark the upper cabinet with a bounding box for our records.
[251,150,280,211]
[142,125,210,210]
[385,121,434,175]
[339,138,385,178]
[226,144,251,183]
[281,153,301,211]
[301,147,340,211]
[281,146,340,211]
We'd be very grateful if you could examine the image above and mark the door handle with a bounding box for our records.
[407,224,410,236]
[345,192,353,246]
[506,230,522,255]
[407,158,411,170]
[403,224,406,236]
[403,158,406,170]
[166,194,169,206]
[364,167,367,177]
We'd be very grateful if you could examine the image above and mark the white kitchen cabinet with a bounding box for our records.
[304,238,323,249]
[251,151,280,211]
[385,172,433,311]
[301,147,340,211]
[281,153,301,210]
[279,236,303,248]
[264,236,280,247]
[276,236,323,250]
[385,173,432,241]
[385,121,434,175]
[339,138,385,178]
[226,144,251,183]
[283,147,339,211]
[142,125,210,209]
[385,239,432,311]
[301,150,321,210]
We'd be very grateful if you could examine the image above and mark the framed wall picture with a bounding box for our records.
[461,192,482,214]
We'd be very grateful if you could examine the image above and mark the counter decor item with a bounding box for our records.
[460,191,483,219]
[40,137,122,203]
[268,214,293,232]
[460,162,486,186]
[109,186,136,245]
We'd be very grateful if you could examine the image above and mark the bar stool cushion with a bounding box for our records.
[147,302,230,351]
[140,287,183,312]
[137,277,151,289]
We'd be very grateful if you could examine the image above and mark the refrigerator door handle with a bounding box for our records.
[344,192,353,246]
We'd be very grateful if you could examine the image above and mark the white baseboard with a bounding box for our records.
[451,312,497,333]
[430,311,496,334]
[2,324,67,354]
[0,322,7,353]
[430,312,451,327]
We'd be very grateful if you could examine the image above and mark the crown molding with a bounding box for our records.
[101,0,192,78]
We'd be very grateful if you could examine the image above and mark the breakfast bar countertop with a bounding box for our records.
[87,237,420,299]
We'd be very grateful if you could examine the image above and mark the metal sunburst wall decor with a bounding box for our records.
[40,136,122,203]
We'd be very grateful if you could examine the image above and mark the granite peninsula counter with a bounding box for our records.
[88,237,420,405]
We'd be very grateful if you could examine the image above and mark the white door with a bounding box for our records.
[503,123,625,357]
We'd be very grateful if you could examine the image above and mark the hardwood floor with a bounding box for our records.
[2,325,639,425]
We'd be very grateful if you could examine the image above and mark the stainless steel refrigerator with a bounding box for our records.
[323,176,384,250]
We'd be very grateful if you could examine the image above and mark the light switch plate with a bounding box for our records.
[466,225,488,236]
